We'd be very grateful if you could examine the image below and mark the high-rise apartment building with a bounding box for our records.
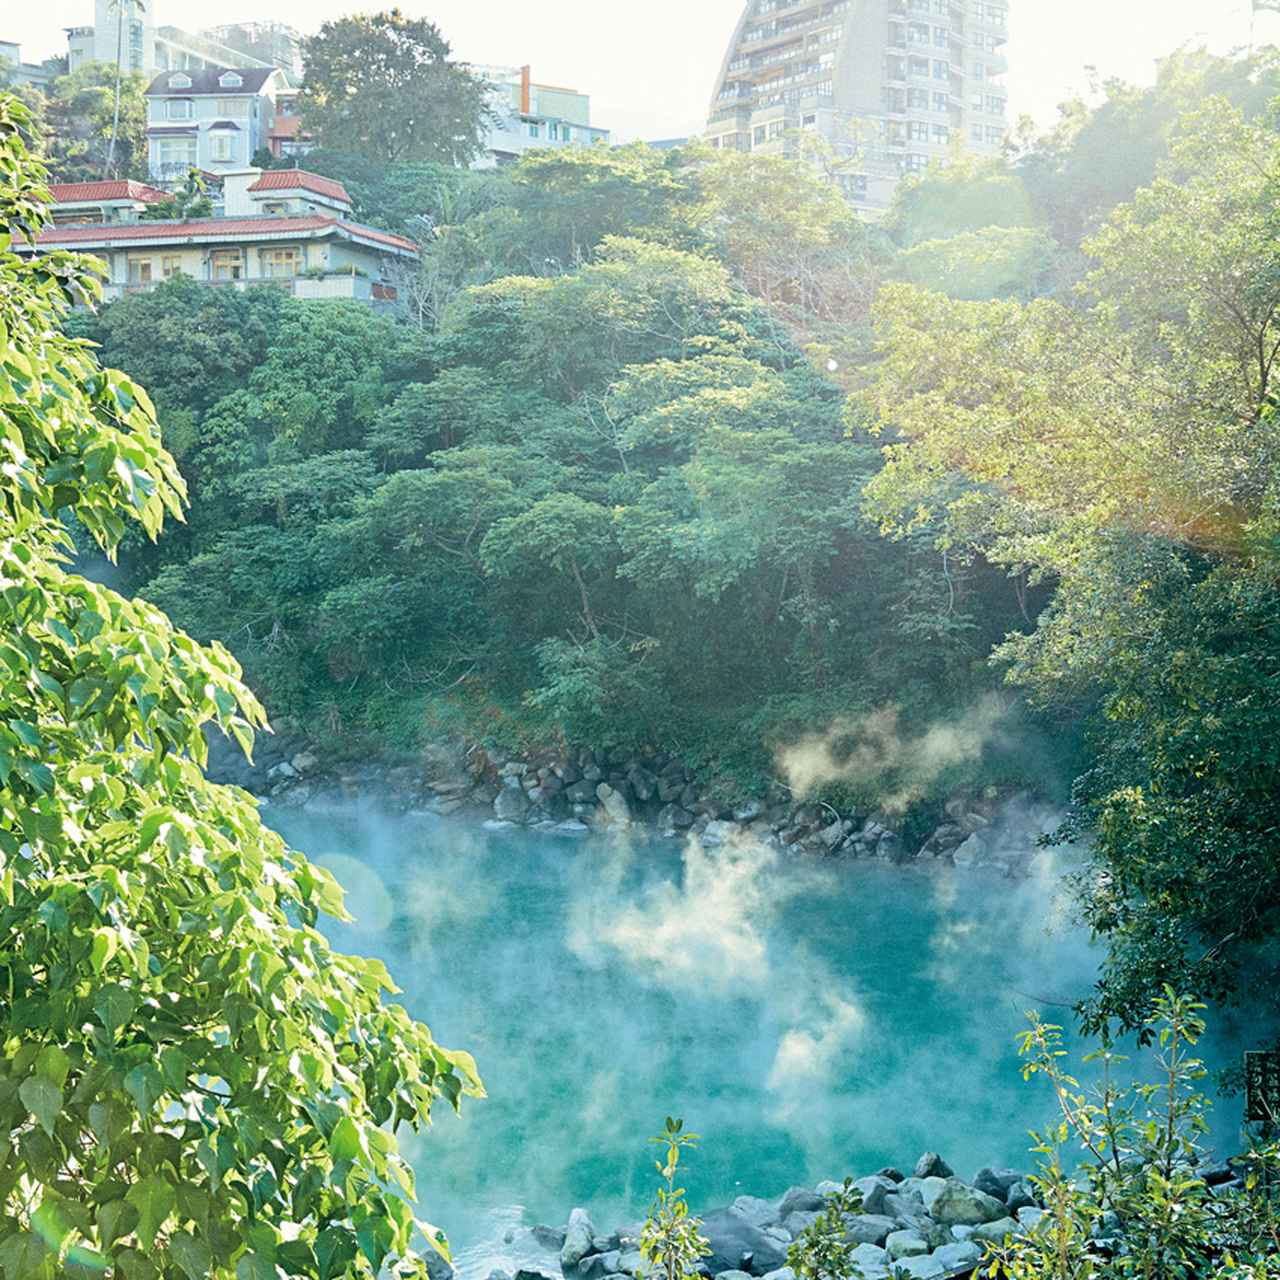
[706,0,1010,215]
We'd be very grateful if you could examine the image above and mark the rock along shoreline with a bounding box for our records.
[469,1150,1248,1280]
[210,729,1064,878]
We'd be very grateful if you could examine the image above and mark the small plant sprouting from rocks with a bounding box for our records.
[639,1117,713,1280]
[786,1177,865,1280]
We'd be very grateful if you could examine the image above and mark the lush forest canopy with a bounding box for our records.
[44,45,1280,1031]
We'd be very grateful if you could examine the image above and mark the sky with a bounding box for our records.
[4,0,1275,142]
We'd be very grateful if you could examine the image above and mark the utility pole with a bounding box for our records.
[106,0,146,179]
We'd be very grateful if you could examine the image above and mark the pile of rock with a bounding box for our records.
[479,1154,1043,1280]
[218,726,1060,878]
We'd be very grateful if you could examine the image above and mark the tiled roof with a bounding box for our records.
[32,214,419,255]
[49,180,170,205]
[145,66,278,96]
[248,169,350,203]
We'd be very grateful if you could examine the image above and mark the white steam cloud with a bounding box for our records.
[775,696,1009,813]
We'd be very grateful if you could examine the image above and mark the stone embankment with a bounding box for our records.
[478,1154,1049,1280]
[208,730,1060,876]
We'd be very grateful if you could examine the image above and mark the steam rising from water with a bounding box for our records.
[776,696,1009,811]
[268,801,1247,1279]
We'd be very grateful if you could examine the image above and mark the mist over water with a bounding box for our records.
[267,803,1248,1276]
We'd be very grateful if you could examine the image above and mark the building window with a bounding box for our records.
[209,132,234,163]
[262,247,303,278]
[934,91,950,112]
[161,255,183,278]
[210,249,243,281]
[169,73,192,88]
[527,122,541,138]
[215,97,249,117]
[154,139,197,172]
[167,99,193,121]
[802,114,817,127]
[933,59,950,80]
[753,125,766,145]
[908,121,928,142]
[218,72,244,88]
[932,123,949,143]
[127,257,153,285]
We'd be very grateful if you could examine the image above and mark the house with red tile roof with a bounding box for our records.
[26,170,419,309]
[49,180,172,227]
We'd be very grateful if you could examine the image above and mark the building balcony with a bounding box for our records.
[103,271,395,306]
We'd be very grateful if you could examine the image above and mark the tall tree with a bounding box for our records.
[0,92,482,1280]
[299,11,490,166]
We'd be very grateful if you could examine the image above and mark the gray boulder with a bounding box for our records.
[531,1226,566,1251]
[875,1168,906,1184]
[782,1210,819,1238]
[885,1230,930,1260]
[882,1191,925,1222]
[702,1210,788,1276]
[731,1196,779,1230]
[777,1188,824,1219]
[596,784,632,827]
[896,1258,944,1280]
[849,1244,889,1280]
[493,785,531,823]
[715,1272,753,1280]
[920,1178,1006,1226]
[969,1217,1020,1246]
[577,1253,620,1280]
[1005,1180,1037,1214]
[973,1168,1024,1200]
[565,780,598,804]
[853,1176,897,1217]
[913,1153,954,1180]
[758,1270,793,1280]
[1017,1207,1046,1231]
[841,1214,896,1246]
[561,1208,595,1272]
[931,1241,983,1272]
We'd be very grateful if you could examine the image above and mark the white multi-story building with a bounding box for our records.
[67,1,299,80]
[706,0,1011,215]
[473,65,610,168]
[1,40,56,90]
[144,65,283,183]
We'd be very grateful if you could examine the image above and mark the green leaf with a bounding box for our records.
[90,927,118,975]
[0,1232,49,1280]
[18,1075,62,1137]
[123,1063,163,1115]
[328,1115,368,1163]
[236,1252,279,1280]
[98,1199,139,1250]
[125,1175,175,1252]
[169,1232,212,1280]
[93,984,137,1035]
[315,1228,356,1280]
[34,1045,70,1088]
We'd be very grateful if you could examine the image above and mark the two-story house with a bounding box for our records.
[21,168,418,309]
[145,65,282,183]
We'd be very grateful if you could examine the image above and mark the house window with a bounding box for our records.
[154,139,197,171]
[215,98,249,117]
[161,255,183,278]
[169,72,192,88]
[218,71,244,88]
[262,247,303,278]
[262,200,290,214]
[127,257,154,284]
[209,132,234,163]
[167,99,193,121]
[527,122,541,138]
[210,249,243,281]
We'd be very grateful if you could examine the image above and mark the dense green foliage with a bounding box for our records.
[299,12,490,166]
[866,92,1280,1026]
[0,94,480,1280]
[987,993,1279,1278]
